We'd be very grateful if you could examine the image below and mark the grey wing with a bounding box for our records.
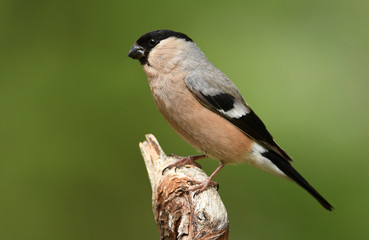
[185,71,292,161]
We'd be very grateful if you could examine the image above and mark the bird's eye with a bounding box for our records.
[149,39,157,47]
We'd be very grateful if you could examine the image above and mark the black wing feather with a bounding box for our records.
[200,92,235,111]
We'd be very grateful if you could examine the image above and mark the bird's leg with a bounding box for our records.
[162,154,207,174]
[188,162,226,195]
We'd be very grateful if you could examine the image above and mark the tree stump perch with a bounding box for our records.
[139,134,229,240]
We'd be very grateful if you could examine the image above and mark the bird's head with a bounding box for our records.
[128,30,193,67]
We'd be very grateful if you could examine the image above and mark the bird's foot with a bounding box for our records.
[187,179,219,196]
[162,154,206,174]
[188,162,226,196]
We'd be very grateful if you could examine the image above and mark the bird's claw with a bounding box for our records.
[161,166,170,175]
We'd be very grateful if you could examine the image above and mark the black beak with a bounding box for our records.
[128,44,145,60]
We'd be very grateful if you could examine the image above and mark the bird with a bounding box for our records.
[128,29,333,211]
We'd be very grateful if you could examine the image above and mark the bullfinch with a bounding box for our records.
[128,29,333,211]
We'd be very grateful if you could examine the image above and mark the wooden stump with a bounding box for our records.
[139,134,229,240]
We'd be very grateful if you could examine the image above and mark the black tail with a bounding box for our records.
[262,150,333,211]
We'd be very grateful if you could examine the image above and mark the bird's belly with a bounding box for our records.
[153,85,253,164]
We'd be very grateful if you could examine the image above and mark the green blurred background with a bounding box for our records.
[1,0,368,239]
